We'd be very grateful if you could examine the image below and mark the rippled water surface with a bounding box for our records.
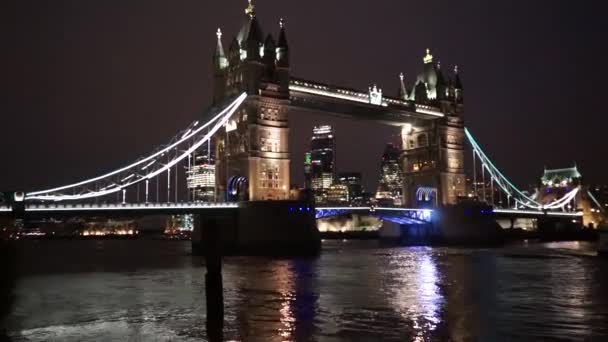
[5,240,608,341]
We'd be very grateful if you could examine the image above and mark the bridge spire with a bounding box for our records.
[453,65,463,89]
[214,28,228,70]
[398,73,409,100]
[277,18,290,67]
[245,0,255,17]
[423,48,433,64]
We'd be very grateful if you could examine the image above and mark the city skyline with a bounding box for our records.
[2,0,608,192]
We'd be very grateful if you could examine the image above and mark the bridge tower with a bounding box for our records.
[401,51,466,207]
[213,1,291,202]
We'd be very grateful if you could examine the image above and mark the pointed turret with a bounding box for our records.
[414,82,428,102]
[213,28,228,70]
[263,34,277,66]
[236,0,263,61]
[245,16,263,61]
[416,49,439,99]
[453,65,463,102]
[276,18,290,68]
[436,61,446,86]
[213,29,229,105]
[228,37,240,65]
[245,0,255,17]
[435,61,448,100]
[398,73,409,101]
[453,65,463,89]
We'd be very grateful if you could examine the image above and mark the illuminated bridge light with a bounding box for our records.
[25,93,247,202]
[493,209,583,217]
[315,207,434,224]
[23,203,238,212]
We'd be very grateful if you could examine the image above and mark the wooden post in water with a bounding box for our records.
[599,229,608,257]
[204,217,224,342]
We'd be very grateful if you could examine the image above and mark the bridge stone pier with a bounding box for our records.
[192,201,320,256]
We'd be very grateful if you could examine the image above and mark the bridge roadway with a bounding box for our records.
[0,203,582,222]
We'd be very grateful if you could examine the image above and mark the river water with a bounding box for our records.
[4,240,608,341]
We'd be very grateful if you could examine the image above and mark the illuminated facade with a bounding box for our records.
[338,172,363,203]
[213,1,291,201]
[401,50,466,207]
[210,3,465,208]
[304,152,312,189]
[186,155,216,202]
[541,166,582,188]
[310,125,336,203]
[537,165,582,212]
[164,214,194,235]
[326,184,349,205]
[375,144,404,206]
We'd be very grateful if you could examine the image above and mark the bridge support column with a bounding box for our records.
[192,201,320,256]
[599,230,608,256]
[203,218,224,342]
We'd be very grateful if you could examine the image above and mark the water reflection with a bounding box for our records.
[224,257,319,341]
[4,240,608,341]
[0,241,17,341]
[386,248,442,340]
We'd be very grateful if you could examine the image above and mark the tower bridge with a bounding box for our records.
[1,1,598,252]
[212,1,465,206]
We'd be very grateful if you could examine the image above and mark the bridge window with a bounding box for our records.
[260,138,279,152]
[260,166,281,189]
[448,158,460,170]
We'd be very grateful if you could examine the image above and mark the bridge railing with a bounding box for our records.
[315,207,435,224]
[493,208,583,218]
[23,202,239,212]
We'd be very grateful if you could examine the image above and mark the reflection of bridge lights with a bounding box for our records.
[390,250,442,339]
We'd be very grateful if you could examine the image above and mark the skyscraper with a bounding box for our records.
[304,152,312,189]
[310,125,336,203]
[187,154,216,202]
[338,172,363,204]
[376,143,404,206]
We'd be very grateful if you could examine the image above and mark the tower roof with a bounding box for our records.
[435,61,446,86]
[277,18,289,48]
[415,49,439,99]
[423,48,433,64]
[542,166,582,179]
[214,28,226,58]
[237,1,264,47]
[454,65,463,89]
[245,0,255,17]
[541,166,582,185]
[398,73,409,100]
[214,28,228,69]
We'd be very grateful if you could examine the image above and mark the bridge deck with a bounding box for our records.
[0,204,582,221]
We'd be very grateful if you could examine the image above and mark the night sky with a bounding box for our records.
[2,0,608,193]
